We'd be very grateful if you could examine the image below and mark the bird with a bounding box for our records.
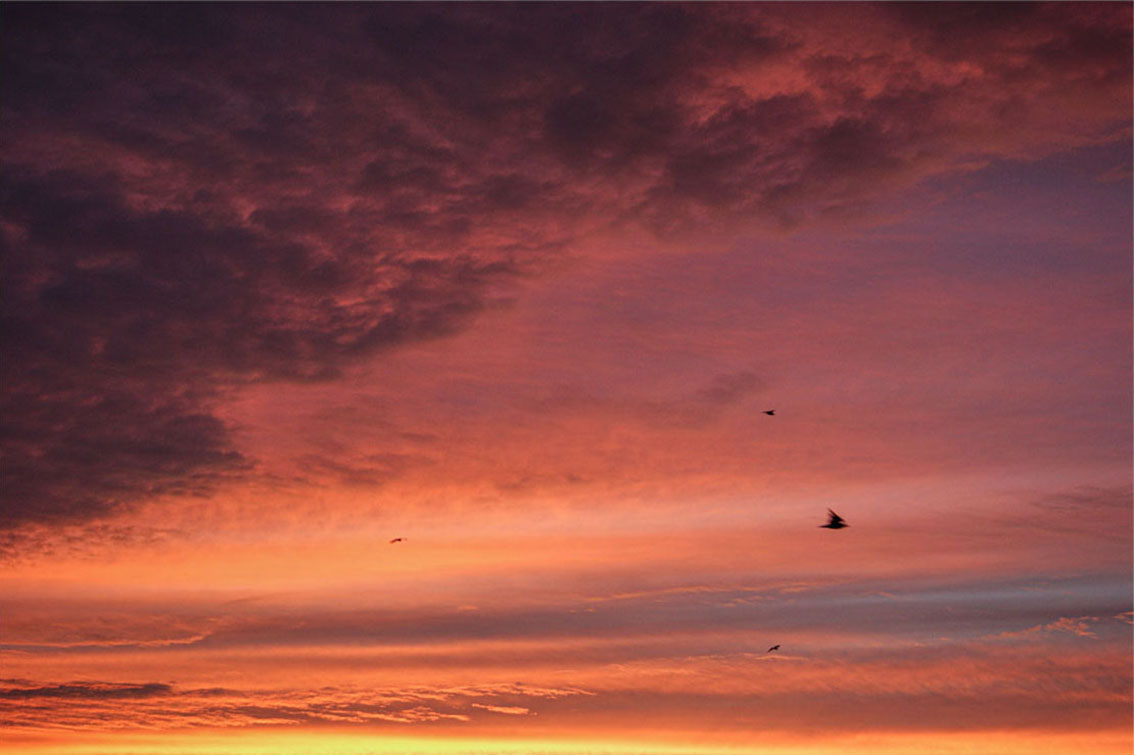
[389,537,405,544]
[820,509,847,529]
[763,410,775,416]
[767,644,780,653]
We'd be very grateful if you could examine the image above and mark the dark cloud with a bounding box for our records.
[1,3,1128,531]
[0,388,248,525]
[0,163,515,527]
[0,523,181,565]
[0,681,173,700]
[881,2,1131,75]
[884,2,1044,47]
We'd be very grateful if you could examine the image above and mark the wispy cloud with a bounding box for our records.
[0,680,589,732]
[996,612,1134,641]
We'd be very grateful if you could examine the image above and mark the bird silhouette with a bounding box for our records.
[767,644,780,653]
[820,509,847,529]
[389,537,405,544]
[763,410,775,416]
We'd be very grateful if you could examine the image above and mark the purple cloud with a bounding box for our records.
[1,3,1128,531]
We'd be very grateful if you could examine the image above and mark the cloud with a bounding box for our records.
[291,452,432,489]
[0,682,173,700]
[965,485,1134,544]
[0,679,588,732]
[0,522,182,564]
[3,643,1130,737]
[994,613,1134,641]
[0,609,217,650]
[1031,485,1134,516]
[0,159,515,527]
[524,370,765,430]
[1,3,1129,533]
[470,703,533,716]
[4,572,1111,657]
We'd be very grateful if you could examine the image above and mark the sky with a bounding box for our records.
[1,3,1131,754]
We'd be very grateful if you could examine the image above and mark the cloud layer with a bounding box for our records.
[2,3,1130,528]
[1,6,1130,752]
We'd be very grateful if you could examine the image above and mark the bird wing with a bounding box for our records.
[827,509,844,525]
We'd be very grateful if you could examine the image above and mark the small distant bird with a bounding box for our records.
[389,537,405,544]
[767,644,780,653]
[820,509,847,529]
[763,410,775,416]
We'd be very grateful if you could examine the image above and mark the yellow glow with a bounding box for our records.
[5,729,1133,755]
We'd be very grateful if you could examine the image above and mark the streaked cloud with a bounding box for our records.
[0,679,590,732]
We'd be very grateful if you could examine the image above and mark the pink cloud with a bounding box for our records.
[2,3,1129,532]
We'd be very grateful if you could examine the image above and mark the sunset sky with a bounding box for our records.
[1,3,1131,754]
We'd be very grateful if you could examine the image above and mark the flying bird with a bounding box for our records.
[767,644,780,653]
[763,410,775,416]
[820,509,848,529]
[389,537,405,544]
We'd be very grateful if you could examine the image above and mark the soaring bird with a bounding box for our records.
[767,644,780,653]
[820,509,847,529]
[763,410,775,416]
[389,537,405,544]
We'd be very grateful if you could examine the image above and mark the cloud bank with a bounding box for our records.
[2,3,1129,528]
